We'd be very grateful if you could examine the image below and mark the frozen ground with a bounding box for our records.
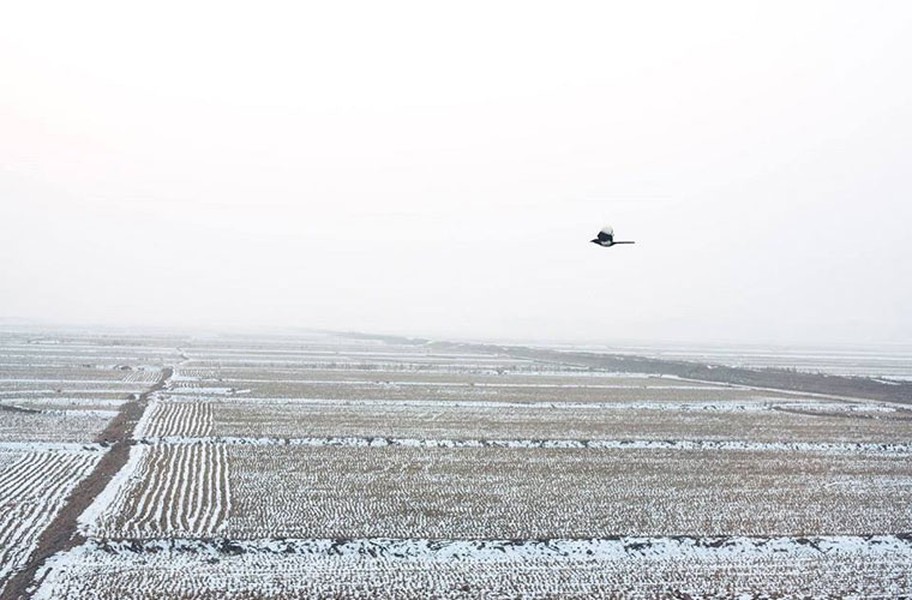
[1,328,910,598]
[0,444,104,590]
[34,535,912,599]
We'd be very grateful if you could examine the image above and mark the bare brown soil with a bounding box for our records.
[0,367,172,600]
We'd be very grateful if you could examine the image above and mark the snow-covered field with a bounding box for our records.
[0,333,173,442]
[227,444,912,539]
[0,409,116,443]
[77,439,912,540]
[34,535,912,599]
[85,444,230,539]
[134,398,214,439]
[2,329,912,598]
[559,341,912,380]
[131,391,912,444]
[0,444,104,592]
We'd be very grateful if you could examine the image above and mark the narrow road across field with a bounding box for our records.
[0,366,174,600]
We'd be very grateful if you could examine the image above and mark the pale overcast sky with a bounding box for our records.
[1,1,910,345]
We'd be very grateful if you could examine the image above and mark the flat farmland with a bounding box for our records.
[0,331,177,596]
[3,329,911,598]
[84,444,230,539]
[33,536,912,600]
[0,334,175,442]
[0,377,150,404]
[136,395,912,443]
[0,409,116,443]
[0,444,104,595]
[189,365,718,385]
[169,375,783,404]
[85,442,912,540]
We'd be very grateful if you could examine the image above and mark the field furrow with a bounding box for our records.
[0,446,103,594]
[135,399,214,439]
[223,444,912,539]
[86,444,230,539]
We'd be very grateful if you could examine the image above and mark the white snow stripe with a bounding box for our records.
[135,436,912,455]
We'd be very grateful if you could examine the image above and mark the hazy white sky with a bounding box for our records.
[1,0,910,345]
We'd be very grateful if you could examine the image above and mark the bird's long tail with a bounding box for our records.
[613,241,636,244]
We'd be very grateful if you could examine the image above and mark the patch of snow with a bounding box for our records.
[135,436,912,455]
[0,441,106,453]
[77,445,145,535]
[38,534,912,563]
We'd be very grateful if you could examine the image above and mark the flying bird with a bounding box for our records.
[591,225,635,248]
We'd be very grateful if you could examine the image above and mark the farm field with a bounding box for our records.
[85,442,912,540]
[0,410,115,444]
[0,444,104,591]
[33,535,912,600]
[166,375,771,404]
[590,340,912,380]
[0,331,177,598]
[1,328,911,598]
[136,394,912,443]
[0,332,177,443]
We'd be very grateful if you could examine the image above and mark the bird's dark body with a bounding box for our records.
[591,227,635,247]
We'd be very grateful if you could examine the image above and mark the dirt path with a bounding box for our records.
[0,366,173,600]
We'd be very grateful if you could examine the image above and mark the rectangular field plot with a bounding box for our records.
[84,444,231,539]
[222,445,912,538]
[136,396,912,444]
[85,443,912,539]
[169,377,779,404]
[174,338,642,382]
[0,444,104,595]
[195,367,718,386]
[0,335,182,363]
[0,409,116,443]
[0,380,150,400]
[34,536,912,599]
[1,395,129,413]
[177,353,539,375]
[0,365,158,383]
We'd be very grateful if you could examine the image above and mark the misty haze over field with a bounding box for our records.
[2,1,911,345]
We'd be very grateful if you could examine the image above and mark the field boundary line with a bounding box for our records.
[134,435,912,455]
[41,534,912,561]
